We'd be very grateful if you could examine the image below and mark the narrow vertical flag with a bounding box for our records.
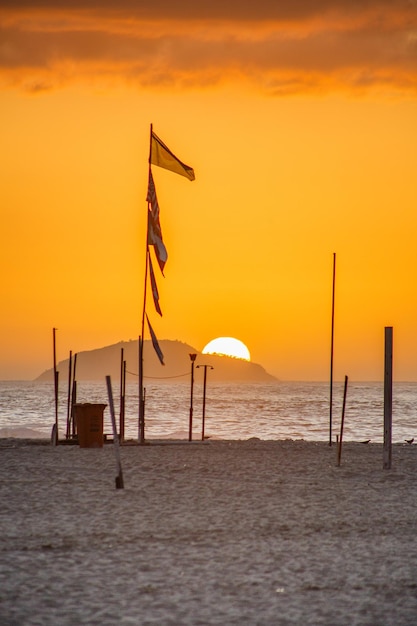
[147,168,161,223]
[149,253,162,316]
[147,169,167,274]
[151,131,195,181]
[147,210,167,274]
[146,314,165,365]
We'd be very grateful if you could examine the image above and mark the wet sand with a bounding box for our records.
[1,438,417,625]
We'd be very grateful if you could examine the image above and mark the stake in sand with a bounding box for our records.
[337,375,348,467]
[106,375,124,489]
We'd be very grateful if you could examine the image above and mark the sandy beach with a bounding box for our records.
[1,438,416,625]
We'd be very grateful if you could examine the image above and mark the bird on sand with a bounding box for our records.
[360,440,371,444]
[405,438,414,445]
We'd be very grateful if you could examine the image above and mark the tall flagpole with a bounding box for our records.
[138,248,149,444]
[138,124,153,444]
[143,122,153,341]
[329,252,336,447]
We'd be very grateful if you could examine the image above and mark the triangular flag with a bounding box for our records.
[149,254,162,316]
[151,131,195,181]
[146,314,164,365]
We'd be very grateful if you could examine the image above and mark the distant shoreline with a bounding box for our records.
[4,378,417,383]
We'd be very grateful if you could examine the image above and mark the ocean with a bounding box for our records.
[0,380,416,443]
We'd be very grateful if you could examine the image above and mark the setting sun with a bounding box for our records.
[202,338,251,361]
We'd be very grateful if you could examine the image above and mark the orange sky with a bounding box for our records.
[1,1,417,381]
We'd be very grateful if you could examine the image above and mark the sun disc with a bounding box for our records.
[202,337,251,361]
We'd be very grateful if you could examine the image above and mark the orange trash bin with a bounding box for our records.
[74,403,106,448]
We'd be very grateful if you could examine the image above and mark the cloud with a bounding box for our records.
[1,1,416,96]
[0,1,411,21]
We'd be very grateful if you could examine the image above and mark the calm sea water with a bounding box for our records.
[1,380,416,443]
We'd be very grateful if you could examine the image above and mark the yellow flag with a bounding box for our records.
[151,131,195,181]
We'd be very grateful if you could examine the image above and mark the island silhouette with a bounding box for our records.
[35,339,277,383]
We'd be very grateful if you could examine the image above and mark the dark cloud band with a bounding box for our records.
[0,1,416,95]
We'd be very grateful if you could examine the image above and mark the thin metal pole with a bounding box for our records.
[121,359,126,442]
[138,123,153,442]
[138,215,150,443]
[197,365,213,441]
[202,366,207,441]
[141,229,150,340]
[142,123,153,343]
[189,354,197,441]
[329,252,336,446]
[337,375,348,467]
[149,122,153,164]
[138,124,155,442]
[383,327,393,470]
[139,337,147,443]
[138,335,144,442]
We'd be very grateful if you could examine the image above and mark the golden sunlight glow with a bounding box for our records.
[1,1,417,381]
[202,338,251,361]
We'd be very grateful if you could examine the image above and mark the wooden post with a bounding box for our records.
[329,252,336,446]
[70,353,78,437]
[119,348,124,441]
[66,351,72,439]
[337,375,348,467]
[106,376,124,489]
[52,328,59,444]
[383,327,393,470]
